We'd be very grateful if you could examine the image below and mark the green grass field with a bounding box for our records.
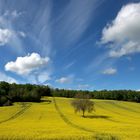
[0,97,140,140]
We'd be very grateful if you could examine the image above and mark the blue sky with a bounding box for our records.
[0,0,140,90]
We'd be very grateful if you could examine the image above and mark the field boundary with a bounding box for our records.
[0,103,31,124]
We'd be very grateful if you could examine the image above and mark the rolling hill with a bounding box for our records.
[0,97,140,140]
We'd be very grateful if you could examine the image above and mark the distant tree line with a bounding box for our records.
[0,81,140,106]
[0,81,51,106]
[52,89,140,103]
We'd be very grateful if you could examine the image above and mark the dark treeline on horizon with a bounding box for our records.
[53,88,140,102]
[0,81,140,106]
[0,81,51,106]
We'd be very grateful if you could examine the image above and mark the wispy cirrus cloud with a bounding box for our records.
[64,61,75,70]
[53,0,105,47]
[0,1,53,85]
[102,68,117,75]
[29,0,52,57]
[78,84,90,90]
[3,10,24,19]
[37,72,51,83]
[0,28,13,46]
[0,28,25,46]
[0,6,26,54]
[0,72,18,83]
[56,75,74,84]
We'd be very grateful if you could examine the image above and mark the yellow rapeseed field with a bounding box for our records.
[0,97,140,140]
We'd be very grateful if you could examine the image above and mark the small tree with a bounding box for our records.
[71,93,95,117]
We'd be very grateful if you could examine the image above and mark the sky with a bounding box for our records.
[0,0,140,90]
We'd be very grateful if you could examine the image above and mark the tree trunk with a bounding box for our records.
[82,110,85,117]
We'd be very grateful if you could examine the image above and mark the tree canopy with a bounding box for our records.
[71,93,95,117]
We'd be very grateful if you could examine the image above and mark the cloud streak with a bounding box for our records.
[102,68,117,75]
[56,75,74,84]
[0,7,26,54]
[0,72,18,83]
[53,0,105,47]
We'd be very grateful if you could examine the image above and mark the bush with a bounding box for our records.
[0,96,12,106]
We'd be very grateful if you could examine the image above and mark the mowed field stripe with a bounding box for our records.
[104,101,140,114]
[95,101,140,124]
[53,97,94,133]
[53,97,119,140]
[0,103,32,124]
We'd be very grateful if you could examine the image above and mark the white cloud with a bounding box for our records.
[5,53,50,75]
[0,9,26,54]
[0,28,26,46]
[3,10,23,19]
[102,68,117,75]
[56,75,73,84]
[101,2,140,57]
[18,31,26,38]
[0,72,18,83]
[109,41,140,57]
[78,84,90,89]
[37,72,51,83]
[0,28,13,46]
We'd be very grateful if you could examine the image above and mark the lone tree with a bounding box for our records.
[71,93,95,117]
